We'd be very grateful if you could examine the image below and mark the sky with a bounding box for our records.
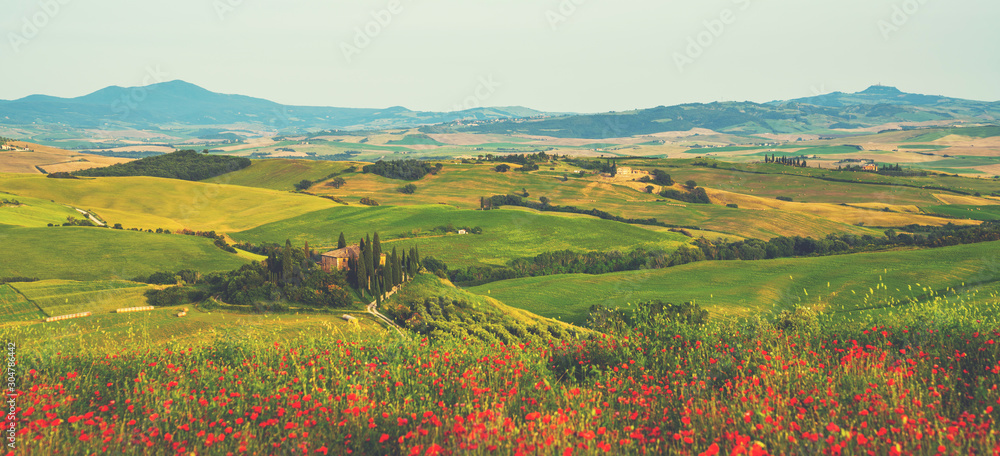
[1,0,998,113]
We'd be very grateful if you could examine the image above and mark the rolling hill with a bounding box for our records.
[433,86,999,139]
[469,240,1000,325]
[0,80,548,132]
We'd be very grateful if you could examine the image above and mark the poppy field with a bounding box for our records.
[3,284,1000,455]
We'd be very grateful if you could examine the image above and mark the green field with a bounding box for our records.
[233,205,691,267]
[0,174,336,232]
[0,226,250,281]
[912,156,1000,168]
[202,159,353,191]
[0,284,44,322]
[469,241,1000,325]
[0,191,80,227]
[923,205,1000,221]
[909,126,1000,142]
[10,280,150,317]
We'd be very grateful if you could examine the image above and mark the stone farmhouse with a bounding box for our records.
[321,245,387,272]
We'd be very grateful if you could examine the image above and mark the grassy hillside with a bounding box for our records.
[203,159,354,191]
[0,174,336,232]
[0,284,44,322]
[10,280,150,317]
[308,163,886,239]
[470,241,1000,325]
[0,191,80,227]
[0,226,250,281]
[234,205,690,267]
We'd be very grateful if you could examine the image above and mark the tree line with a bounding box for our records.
[74,150,251,181]
[763,154,809,168]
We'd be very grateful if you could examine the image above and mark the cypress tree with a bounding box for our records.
[373,232,382,269]
[364,238,375,279]
[338,232,347,249]
[347,256,357,287]
[282,239,293,284]
[400,251,408,281]
[391,247,400,286]
[382,258,392,292]
[358,250,369,295]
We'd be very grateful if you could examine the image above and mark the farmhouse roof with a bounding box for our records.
[322,245,361,259]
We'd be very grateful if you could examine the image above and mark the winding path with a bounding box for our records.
[366,286,408,338]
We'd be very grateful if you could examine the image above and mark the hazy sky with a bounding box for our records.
[2,0,998,113]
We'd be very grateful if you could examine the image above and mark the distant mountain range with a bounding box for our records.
[1,82,997,141]
[0,80,547,132]
[437,85,1000,139]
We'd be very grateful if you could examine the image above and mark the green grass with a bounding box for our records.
[0,174,337,232]
[0,226,250,281]
[202,159,352,191]
[469,241,1000,325]
[923,205,1000,221]
[0,284,44,322]
[233,205,691,268]
[0,191,80,227]
[11,280,150,317]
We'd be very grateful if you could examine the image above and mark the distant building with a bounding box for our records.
[457,229,467,235]
[321,245,386,272]
[862,164,879,172]
[616,167,635,175]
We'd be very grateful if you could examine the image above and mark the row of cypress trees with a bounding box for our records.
[341,231,421,302]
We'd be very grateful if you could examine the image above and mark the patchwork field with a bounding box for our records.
[0,141,131,174]
[469,241,1000,325]
[10,280,151,317]
[305,163,887,239]
[0,174,337,232]
[0,226,250,281]
[233,205,691,267]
